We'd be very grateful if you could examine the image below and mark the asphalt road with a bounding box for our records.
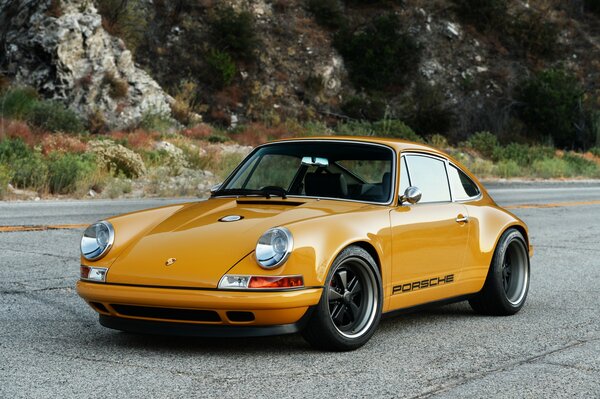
[1,183,599,398]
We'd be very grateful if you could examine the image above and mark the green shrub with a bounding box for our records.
[336,120,375,136]
[47,153,96,194]
[452,0,508,31]
[0,138,31,163]
[532,158,570,178]
[208,133,229,143]
[590,147,600,157]
[205,49,236,88]
[334,13,421,91]
[0,164,13,199]
[210,7,258,62]
[0,87,39,120]
[495,160,521,178]
[336,119,423,142]
[562,152,598,176]
[372,119,422,141]
[139,111,175,133]
[307,0,346,29]
[466,131,499,158]
[28,101,84,133]
[11,153,48,190]
[516,68,584,149]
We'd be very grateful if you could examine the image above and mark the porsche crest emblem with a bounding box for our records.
[165,258,177,266]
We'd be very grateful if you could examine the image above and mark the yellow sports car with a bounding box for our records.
[78,137,532,351]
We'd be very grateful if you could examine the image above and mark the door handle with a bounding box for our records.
[455,215,469,223]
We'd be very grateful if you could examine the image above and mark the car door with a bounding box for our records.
[388,153,471,311]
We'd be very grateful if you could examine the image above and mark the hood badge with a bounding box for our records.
[219,215,243,222]
[165,258,177,266]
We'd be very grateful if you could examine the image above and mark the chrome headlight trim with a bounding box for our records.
[255,227,293,269]
[81,221,115,261]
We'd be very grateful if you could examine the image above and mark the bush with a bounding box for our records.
[532,158,570,178]
[0,139,48,190]
[0,164,13,199]
[493,143,554,166]
[28,101,84,133]
[205,49,236,88]
[494,160,521,178]
[466,131,499,158]
[103,71,128,99]
[452,0,508,31]
[336,119,424,142]
[516,68,584,149]
[89,139,146,178]
[210,7,258,62]
[307,0,346,29]
[0,87,39,120]
[590,147,600,157]
[562,152,598,176]
[372,119,423,141]
[12,152,49,190]
[47,153,96,194]
[334,14,421,91]
[139,111,175,133]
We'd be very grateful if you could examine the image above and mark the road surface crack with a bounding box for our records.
[411,338,600,398]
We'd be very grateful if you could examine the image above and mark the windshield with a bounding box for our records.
[217,141,395,204]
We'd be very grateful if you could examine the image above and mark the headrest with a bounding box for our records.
[305,173,348,198]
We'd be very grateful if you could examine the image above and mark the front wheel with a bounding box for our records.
[469,228,530,315]
[302,246,382,351]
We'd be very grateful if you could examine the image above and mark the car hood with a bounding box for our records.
[106,197,364,288]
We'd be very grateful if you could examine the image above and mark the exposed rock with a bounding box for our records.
[0,0,175,129]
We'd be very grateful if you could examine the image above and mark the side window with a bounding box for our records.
[405,155,451,203]
[448,165,480,200]
[399,157,410,194]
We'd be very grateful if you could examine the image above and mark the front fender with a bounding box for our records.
[224,205,392,289]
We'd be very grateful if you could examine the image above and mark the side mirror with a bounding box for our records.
[400,186,422,205]
[210,183,222,194]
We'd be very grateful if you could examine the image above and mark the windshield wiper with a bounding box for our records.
[212,187,287,199]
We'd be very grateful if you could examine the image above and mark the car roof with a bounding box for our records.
[271,136,445,156]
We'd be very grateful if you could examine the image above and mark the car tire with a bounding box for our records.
[469,228,530,316]
[301,245,382,351]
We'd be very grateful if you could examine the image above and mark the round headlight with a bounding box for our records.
[255,227,293,269]
[81,221,115,261]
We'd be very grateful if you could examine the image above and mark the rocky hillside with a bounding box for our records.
[1,0,600,147]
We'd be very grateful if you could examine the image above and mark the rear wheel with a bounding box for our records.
[302,246,382,351]
[469,229,530,315]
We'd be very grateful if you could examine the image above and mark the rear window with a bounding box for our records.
[448,165,480,200]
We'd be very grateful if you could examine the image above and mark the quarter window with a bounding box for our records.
[405,155,451,203]
[448,165,480,200]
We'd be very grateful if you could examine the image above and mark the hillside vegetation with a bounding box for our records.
[1,0,600,199]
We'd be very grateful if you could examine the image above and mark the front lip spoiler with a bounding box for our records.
[99,307,314,338]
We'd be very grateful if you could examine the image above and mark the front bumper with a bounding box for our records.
[77,281,322,333]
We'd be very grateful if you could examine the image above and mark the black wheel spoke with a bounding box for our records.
[328,287,343,302]
[331,304,346,325]
[348,302,360,322]
[338,270,348,291]
[349,278,362,296]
